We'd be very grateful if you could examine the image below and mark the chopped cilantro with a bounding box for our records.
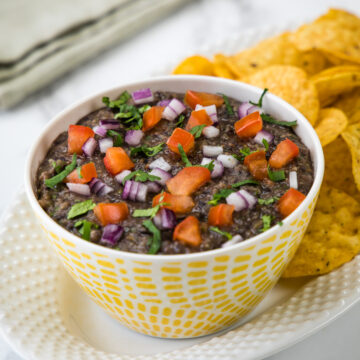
[130,143,164,157]
[267,166,285,182]
[201,160,215,172]
[209,226,232,240]
[237,146,254,162]
[74,220,98,241]
[219,93,234,115]
[208,188,234,206]
[138,104,151,114]
[107,130,123,146]
[132,196,169,219]
[261,113,297,127]
[123,169,160,184]
[277,221,283,226]
[260,215,273,232]
[190,124,206,139]
[262,138,269,151]
[178,144,192,167]
[102,91,131,108]
[143,219,162,254]
[175,114,185,127]
[76,167,83,179]
[45,154,77,189]
[114,104,143,129]
[67,200,96,220]
[232,179,259,188]
[50,160,63,174]
[232,154,242,161]
[258,196,279,205]
[250,88,268,107]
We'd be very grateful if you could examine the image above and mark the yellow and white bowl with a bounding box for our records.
[24,75,324,338]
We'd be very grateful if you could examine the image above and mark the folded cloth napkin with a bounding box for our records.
[0,0,189,109]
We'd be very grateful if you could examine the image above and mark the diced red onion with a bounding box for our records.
[93,125,107,137]
[203,145,223,157]
[122,180,132,200]
[146,181,162,193]
[254,130,274,144]
[203,126,220,139]
[115,170,132,184]
[149,168,172,186]
[99,138,113,153]
[162,99,186,121]
[195,104,218,123]
[247,105,264,115]
[153,208,177,230]
[157,99,171,107]
[125,130,144,146]
[221,235,243,248]
[100,224,124,246]
[82,137,97,157]
[238,102,253,118]
[201,158,224,178]
[88,178,114,196]
[129,181,139,201]
[289,171,298,189]
[226,191,248,211]
[136,183,148,202]
[122,180,148,201]
[132,88,154,105]
[66,183,91,196]
[149,157,171,172]
[239,189,257,209]
[99,119,120,130]
[217,154,238,168]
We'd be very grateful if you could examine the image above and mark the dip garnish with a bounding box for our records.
[143,219,161,254]
[250,88,268,107]
[102,91,131,108]
[209,226,232,240]
[232,179,259,188]
[189,124,206,138]
[260,215,273,232]
[107,130,123,146]
[175,114,185,127]
[130,143,164,157]
[219,93,234,116]
[123,170,161,183]
[258,196,279,205]
[75,220,98,241]
[267,166,285,182]
[67,199,96,219]
[261,113,297,127]
[178,144,192,167]
[45,154,77,189]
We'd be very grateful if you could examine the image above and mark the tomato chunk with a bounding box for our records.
[142,106,164,132]
[185,90,224,109]
[166,166,211,196]
[152,192,194,214]
[166,128,195,155]
[244,150,266,166]
[68,125,94,155]
[277,188,306,218]
[173,215,202,247]
[244,150,268,180]
[185,109,213,131]
[65,162,97,184]
[208,204,234,227]
[234,111,262,138]
[94,202,129,226]
[269,138,299,168]
[103,147,134,175]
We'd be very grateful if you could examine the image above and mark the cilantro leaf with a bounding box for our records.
[67,200,96,220]
[201,160,215,172]
[219,93,234,115]
[130,143,164,157]
[277,221,283,226]
[143,219,162,254]
[138,104,151,114]
[76,167,83,179]
[250,88,268,107]
[107,130,123,146]
[132,197,169,219]
[178,144,192,167]
[123,170,160,184]
[102,91,131,108]
[236,146,255,162]
[190,124,206,139]
[260,215,273,232]
[232,154,242,162]
[74,220,98,241]
[261,113,297,127]
[232,179,259,188]
[45,154,77,189]
[208,188,234,206]
[258,196,279,205]
[267,166,285,182]
[262,138,269,151]
[50,160,64,174]
[175,114,185,127]
[209,226,232,240]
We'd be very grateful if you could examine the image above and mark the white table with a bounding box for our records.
[1,0,360,358]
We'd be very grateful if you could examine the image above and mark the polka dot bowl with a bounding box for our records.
[24,75,324,338]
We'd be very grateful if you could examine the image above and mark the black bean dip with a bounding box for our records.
[36,89,314,254]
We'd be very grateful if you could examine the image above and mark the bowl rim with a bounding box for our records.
[24,75,324,260]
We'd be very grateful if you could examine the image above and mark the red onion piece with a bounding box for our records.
[203,145,223,157]
[153,208,176,230]
[149,157,171,172]
[254,130,274,144]
[122,180,148,201]
[99,119,120,130]
[100,224,124,246]
[195,104,218,123]
[221,234,243,248]
[146,181,162,193]
[129,181,139,201]
[226,192,248,211]
[289,171,298,189]
[88,178,113,196]
[66,183,91,196]
[132,88,153,105]
[203,126,220,139]
[115,170,132,184]
[239,189,257,209]
[137,183,148,202]
[125,130,144,146]
[82,137,97,157]
[201,158,224,178]
[149,167,172,185]
[93,125,107,137]
[157,99,171,107]
[238,102,253,118]
[247,105,264,115]
[122,180,132,200]
[162,99,186,121]
[217,154,239,168]
[99,138,113,153]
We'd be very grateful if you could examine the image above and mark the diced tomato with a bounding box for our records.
[68,125,94,155]
[185,109,213,131]
[94,202,129,226]
[173,215,202,247]
[277,188,306,218]
[208,204,234,227]
[166,128,195,155]
[244,150,268,180]
[234,111,262,138]
[244,150,266,167]
[185,90,224,109]
[103,147,134,175]
[142,106,164,132]
[269,138,299,169]
[152,192,194,214]
[166,166,211,196]
[65,162,97,184]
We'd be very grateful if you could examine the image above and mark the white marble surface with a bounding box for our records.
[1,0,360,358]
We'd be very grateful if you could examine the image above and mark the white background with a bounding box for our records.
[1,0,360,358]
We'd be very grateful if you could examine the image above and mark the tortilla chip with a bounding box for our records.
[213,54,236,79]
[315,108,348,146]
[349,109,360,125]
[172,55,214,76]
[245,65,319,125]
[298,49,329,76]
[333,87,360,119]
[311,66,360,105]
[282,185,360,277]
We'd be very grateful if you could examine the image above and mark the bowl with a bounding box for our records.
[24,75,324,338]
